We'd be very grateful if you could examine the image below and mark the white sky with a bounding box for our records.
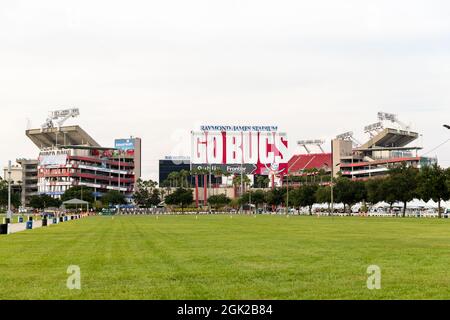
[0,0,449,181]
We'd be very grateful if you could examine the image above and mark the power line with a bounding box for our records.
[421,138,450,156]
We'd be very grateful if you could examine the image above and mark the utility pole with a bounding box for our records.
[118,153,121,215]
[6,160,12,222]
[249,187,252,214]
[240,163,244,214]
[286,171,289,215]
[330,175,334,216]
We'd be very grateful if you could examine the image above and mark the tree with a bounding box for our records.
[233,175,251,189]
[389,164,419,217]
[254,175,270,188]
[166,172,181,188]
[179,170,190,188]
[101,191,126,207]
[290,185,318,215]
[165,188,194,213]
[208,194,231,210]
[334,177,366,213]
[239,190,267,209]
[265,188,286,207]
[315,185,332,210]
[134,180,150,207]
[134,179,160,207]
[29,194,61,209]
[365,179,383,204]
[62,186,94,204]
[149,189,161,207]
[417,164,450,218]
[0,178,21,209]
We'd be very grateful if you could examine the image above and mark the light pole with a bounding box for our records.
[118,153,121,215]
[6,161,12,222]
[240,163,244,214]
[285,170,290,215]
[325,162,340,216]
[329,163,341,216]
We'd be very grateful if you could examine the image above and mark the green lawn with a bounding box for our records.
[0,215,449,300]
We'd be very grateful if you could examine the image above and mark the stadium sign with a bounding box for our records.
[200,125,278,132]
[114,138,135,156]
[191,129,289,175]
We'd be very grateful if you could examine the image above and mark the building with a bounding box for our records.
[26,124,141,201]
[284,153,332,186]
[16,159,39,205]
[282,113,436,184]
[158,157,191,186]
[3,164,23,185]
[2,163,25,202]
[332,113,436,179]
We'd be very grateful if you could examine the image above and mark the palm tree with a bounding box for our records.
[233,175,251,196]
[212,168,224,196]
[167,172,179,189]
[179,170,190,188]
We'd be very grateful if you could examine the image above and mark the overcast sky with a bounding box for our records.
[1,0,449,180]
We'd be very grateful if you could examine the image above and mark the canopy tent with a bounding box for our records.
[424,199,439,209]
[62,198,89,211]
[406,199,427,209]
[372,201,390,209]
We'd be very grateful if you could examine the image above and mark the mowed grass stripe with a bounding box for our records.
[0,215,449,300]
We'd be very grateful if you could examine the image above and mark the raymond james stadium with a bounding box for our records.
[1,108,449,301]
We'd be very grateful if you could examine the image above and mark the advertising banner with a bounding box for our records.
[39,154,68,166]
[191,129,289,175]
[114,139,135,157]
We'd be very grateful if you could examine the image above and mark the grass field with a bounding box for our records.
[0,215,449,300]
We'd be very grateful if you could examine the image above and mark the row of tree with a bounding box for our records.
[162,164,450,218]
[237,164,450,217]
[28,186,127,210]
[161,169,271,189]
[0,178,21,210]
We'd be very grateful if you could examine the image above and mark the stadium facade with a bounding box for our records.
[6,109,439,207]
[23,110,141,202]
[284,113,436,182]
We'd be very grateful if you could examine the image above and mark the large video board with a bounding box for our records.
[191,126,289,175]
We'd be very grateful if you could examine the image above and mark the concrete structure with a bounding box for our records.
[26,122,141,202]
[2,164,23,185]
[16,159,39,205]
[333,113,436,180]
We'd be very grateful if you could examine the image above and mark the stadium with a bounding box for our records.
[8,109,142,205]
[3,109,443,212]
[1,108,449,302]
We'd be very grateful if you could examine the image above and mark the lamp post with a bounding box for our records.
[285,170,290,215]
[325,162,340,216]
[6,161,12,222]
[118,153,121,215]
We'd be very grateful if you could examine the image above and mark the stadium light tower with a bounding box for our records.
[41,108,80,131]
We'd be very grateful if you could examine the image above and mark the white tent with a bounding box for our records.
[425,199,439,209]
[407,199,427,209]
[372,201,390,209]
[333,203,345,210]
[312,203,329,210]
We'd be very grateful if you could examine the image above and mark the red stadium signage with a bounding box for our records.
[191,130,289,175]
